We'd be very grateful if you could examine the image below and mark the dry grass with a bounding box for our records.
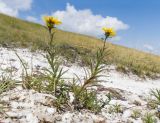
[0,13,160,78]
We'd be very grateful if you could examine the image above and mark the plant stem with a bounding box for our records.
[54,79,56,96]
[48,28,53,46]
[103,35,108,50]
[48,27,56,96]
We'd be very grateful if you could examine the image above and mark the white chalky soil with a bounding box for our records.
[0,47,160,123]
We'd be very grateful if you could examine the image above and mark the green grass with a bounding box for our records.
[0,13,160,79]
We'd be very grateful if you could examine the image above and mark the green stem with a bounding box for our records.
[15,52,28,77]
[48,27,56,96]
[103,35,108,49]
[54,80,56,96]
[48,28,53,46]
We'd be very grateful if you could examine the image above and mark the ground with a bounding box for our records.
[0,47,160,123]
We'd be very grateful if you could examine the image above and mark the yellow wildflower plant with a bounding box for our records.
[43,16,62,29]
[102,27,116,38]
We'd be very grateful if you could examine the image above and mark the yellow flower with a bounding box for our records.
[43,16,62,29]
[102,27,116,38]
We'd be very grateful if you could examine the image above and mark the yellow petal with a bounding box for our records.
[102,27,116,37]
[42,16,62,28]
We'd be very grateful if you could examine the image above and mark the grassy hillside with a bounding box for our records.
[0,13,160,79]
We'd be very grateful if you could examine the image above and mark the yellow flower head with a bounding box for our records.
[43,16,62,29]
[102,27,116,38]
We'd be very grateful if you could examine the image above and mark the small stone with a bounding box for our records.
[55,115,62,121]
[133,100,141,106]
[6,112,22,119]
[26,113,39,123]
[6,112,18,117]
[94,118,106,123]
[46,108,56,114]
[16,86,23,90]
[1,96,9,101]
[122,110,131,118]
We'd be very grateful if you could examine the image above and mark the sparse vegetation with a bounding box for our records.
[156,110,160,119]
[151,89,160,105]
[131,109,141,119]
[0,74,15,118]
[15,52,33,89]
[0,75,15,94]
[108,103,123,114]
[147,89,160,110]
[147,100,158,109]
[71,83,111,113]
[142,113,157,123]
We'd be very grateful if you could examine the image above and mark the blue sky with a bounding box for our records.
[0,0,160,55]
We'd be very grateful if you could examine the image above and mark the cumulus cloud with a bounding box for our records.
[52,3,129,37]
[142,44,160,55]
[0,0,32,16]
[143,44,154,51]
[26,16,39,23]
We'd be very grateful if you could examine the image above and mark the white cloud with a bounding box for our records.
[26,16,38,23]
[142,44,160,55]
[0,2,18,16]
[0,0,32,16]
[143,44,154,51]
[52,3,129,37]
